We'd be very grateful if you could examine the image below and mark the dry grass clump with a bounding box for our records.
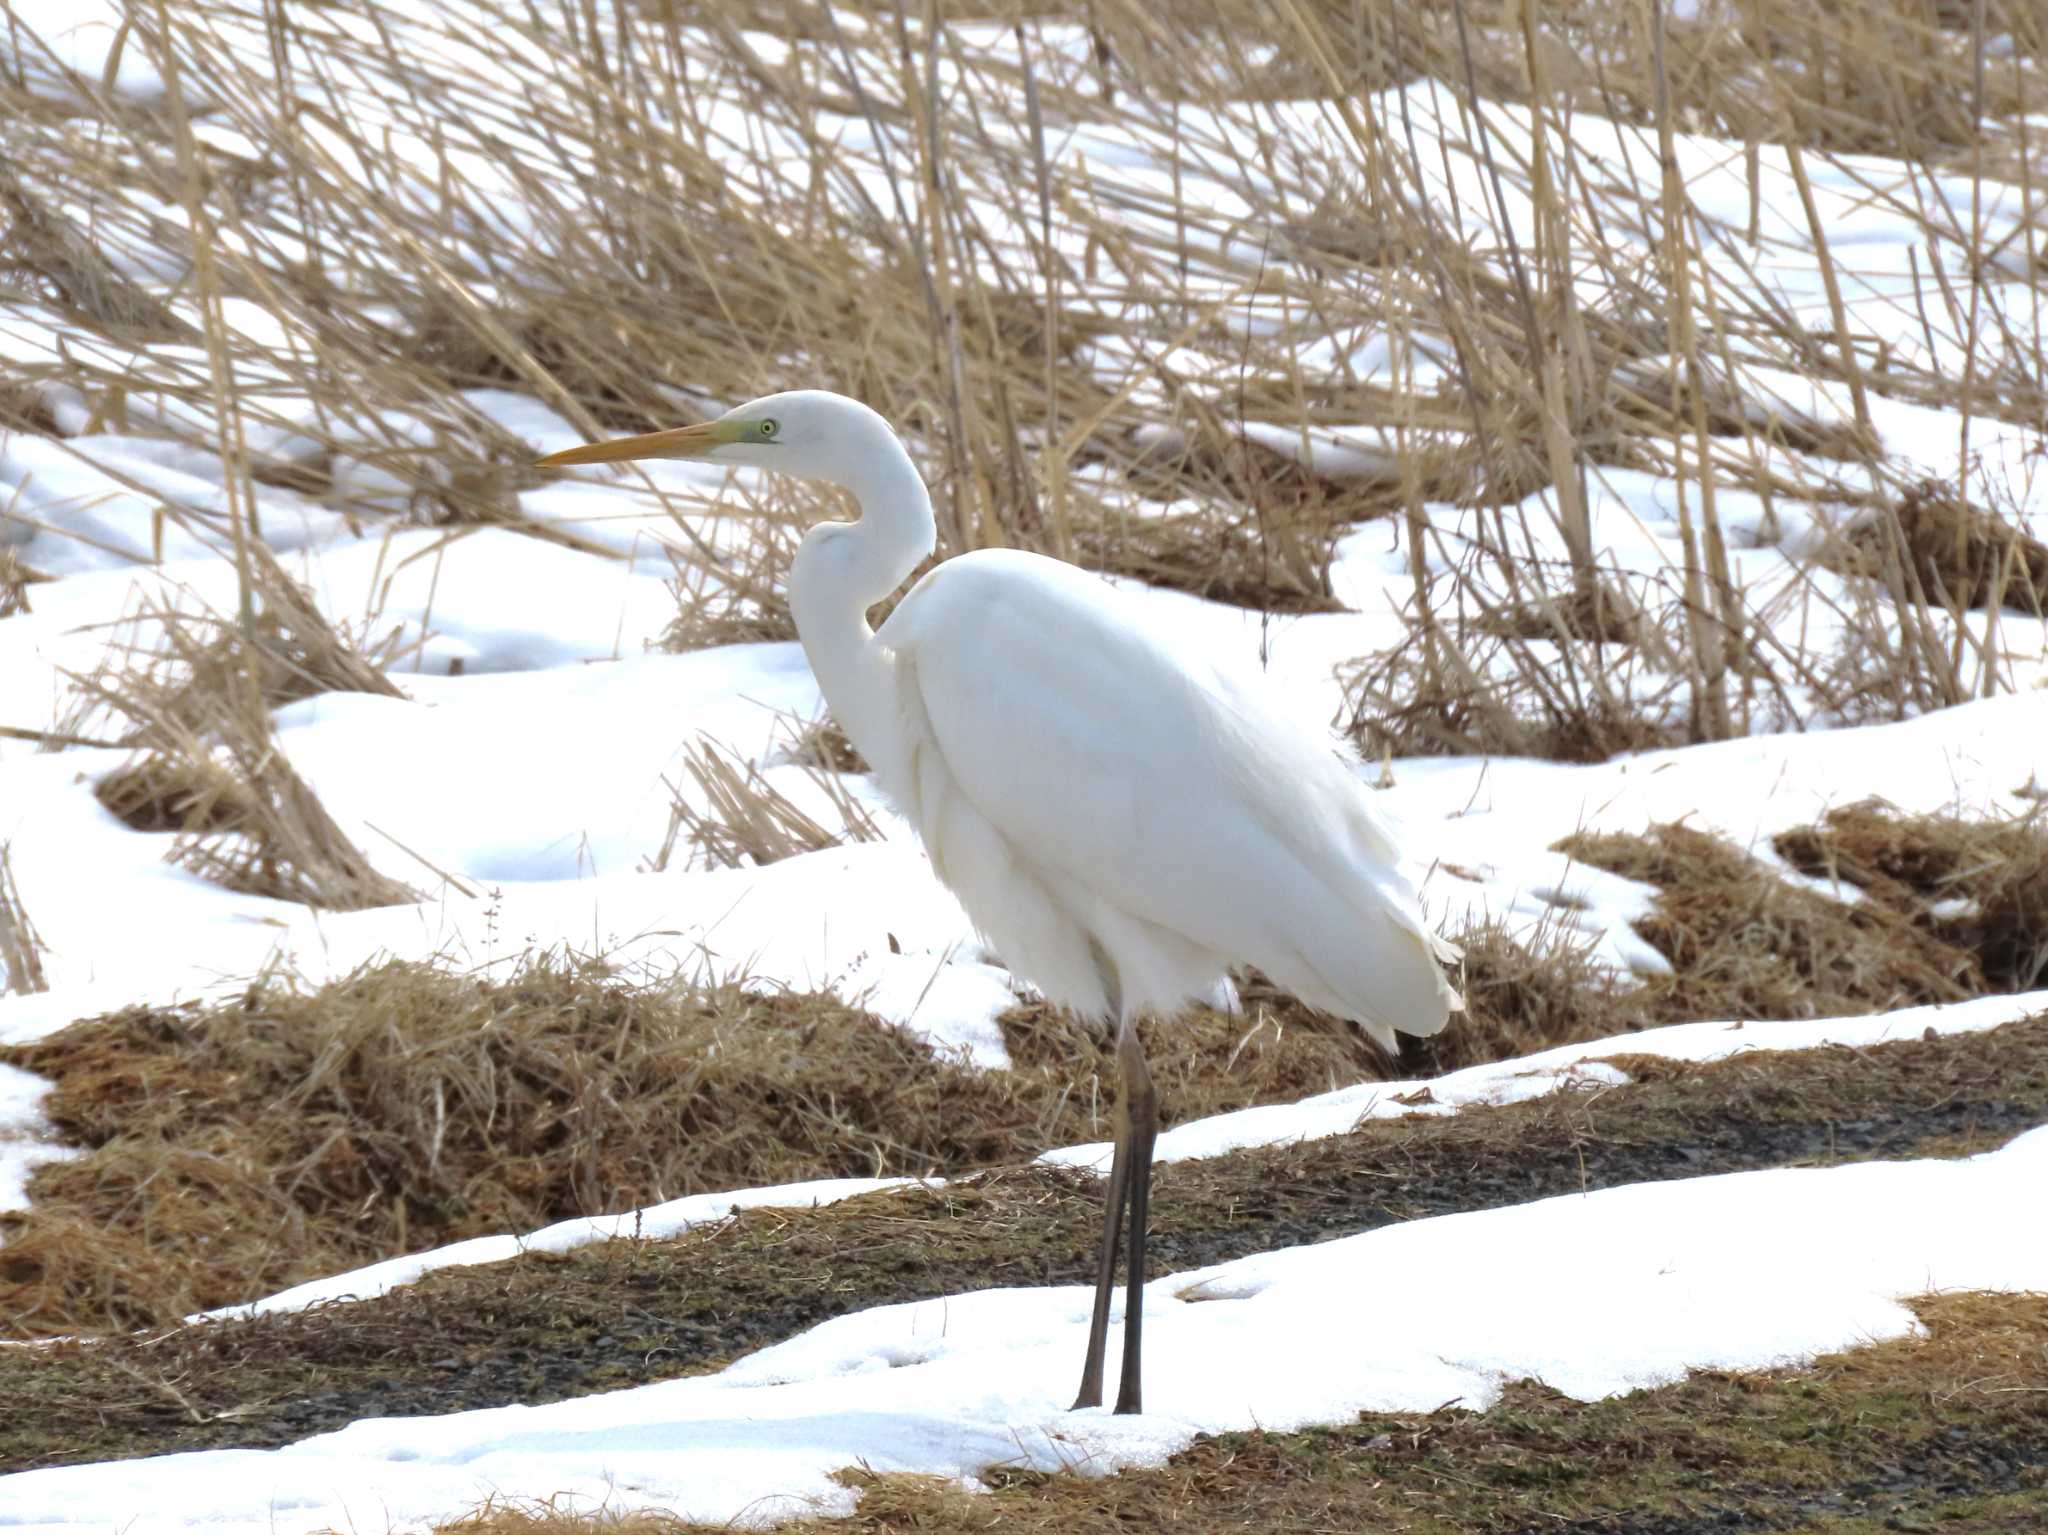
[1718,0,2043,156]
[18,950,1573,1338]
[94,750,256,836]
[0,930,1715,1337]
[1558,823,1985,1020]
[998,985,1382,1143]
[0,548,48,618]
[1375,807,2042,1069]
[1360,0,2044,163]
[779,716,868,775]
[1773,800,2048,993]
[644,739,881,873]
[0,956,1065,1337]
[1399,921,1631,1077]
[1828,480,2048,615]
[1068,499,1340,615]
[0,843,48,995]
[1347,605,1689,764]
[190,542,404,712]
[73,545,413,910]
[1003,929,1641,1121]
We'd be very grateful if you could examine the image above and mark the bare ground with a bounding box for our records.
[2,1009,2041,1478]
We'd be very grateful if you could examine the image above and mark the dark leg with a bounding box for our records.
[1070,1085,1132,1410]
[1073,948,1128,1412]
[1112,1013,1159,1415]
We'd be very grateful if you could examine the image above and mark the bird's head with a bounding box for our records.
[535,390,895,486]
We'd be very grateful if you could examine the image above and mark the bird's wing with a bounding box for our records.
[877,550,1456,1040]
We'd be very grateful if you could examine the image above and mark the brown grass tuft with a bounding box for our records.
[1831,480,2048,615]
[644,739,882,873]
[94,751,257,836]
[1068,501,1340,615]
[1559,822,1986,1020]
[1348,608,1688,764]
[999,981,1385,1142]
[779,716,868,776]
[1382,806,2042,1070]
[72,544,413,910]
[0,548,49,619]
[8,953,1507,1338]
[1404,920,1633,1076]
[433,1501,687,1535]
[0,956,1056,1336]
[0,843,49,995]
[1773,800,2048,993]
[0,925,1746,1338]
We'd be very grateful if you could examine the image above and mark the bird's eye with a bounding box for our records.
[757,418,779,439]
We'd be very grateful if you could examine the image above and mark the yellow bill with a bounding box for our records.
[535,419,735,468]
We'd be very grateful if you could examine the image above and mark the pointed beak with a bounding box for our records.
[535,419,732,468]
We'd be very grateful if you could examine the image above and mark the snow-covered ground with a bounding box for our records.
[1,2,2045,1531]
[4,1116,2045,1534]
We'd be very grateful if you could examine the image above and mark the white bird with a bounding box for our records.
[539,391,1460,1414]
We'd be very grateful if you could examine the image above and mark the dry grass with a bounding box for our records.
[780,716,868,775]
[70,541,413,909]
[0,841,48,995]
[13,803,2019,1339]
[0,547,48,618]
[1373,803,2043,1070]
[1399,919,1633,1075]
[0,939,1586,1337]
[1773,799,2048,992]
[1559,821,1996,1021]
[1346,600,1694,764]
[4,951,1483,1337]
[0,0,2032,754]
[644,738,882,873]
[1827,479,2048,615]
[999,984,1383,1143]
[0,956,1043,1336]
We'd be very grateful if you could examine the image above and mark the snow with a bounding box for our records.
[1047,990,2048,1170]
[0,1062,74,1217]
[0,1,2044,1530]
[5,1127,2044,1535]
[200,1176,922,1323]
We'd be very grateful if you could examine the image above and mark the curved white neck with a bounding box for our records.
[787,445,936,783]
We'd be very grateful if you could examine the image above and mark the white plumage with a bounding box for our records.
[881,548,1458,1045]
[539,389,1460,1415]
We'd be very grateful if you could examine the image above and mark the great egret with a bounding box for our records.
[538,391,1460,1415]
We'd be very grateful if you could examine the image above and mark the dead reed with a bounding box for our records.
[0,548,47,618]
[644,738,882,873]
[0,0,2029,755]
[1773,799,2048,992]
[73,540,414,910]
[1558,821,1996,1020]
[0,842,47,994]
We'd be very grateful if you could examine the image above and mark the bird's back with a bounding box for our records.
[874,549,1458,1048]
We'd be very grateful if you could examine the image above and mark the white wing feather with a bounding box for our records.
[875,549,1458,1047]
